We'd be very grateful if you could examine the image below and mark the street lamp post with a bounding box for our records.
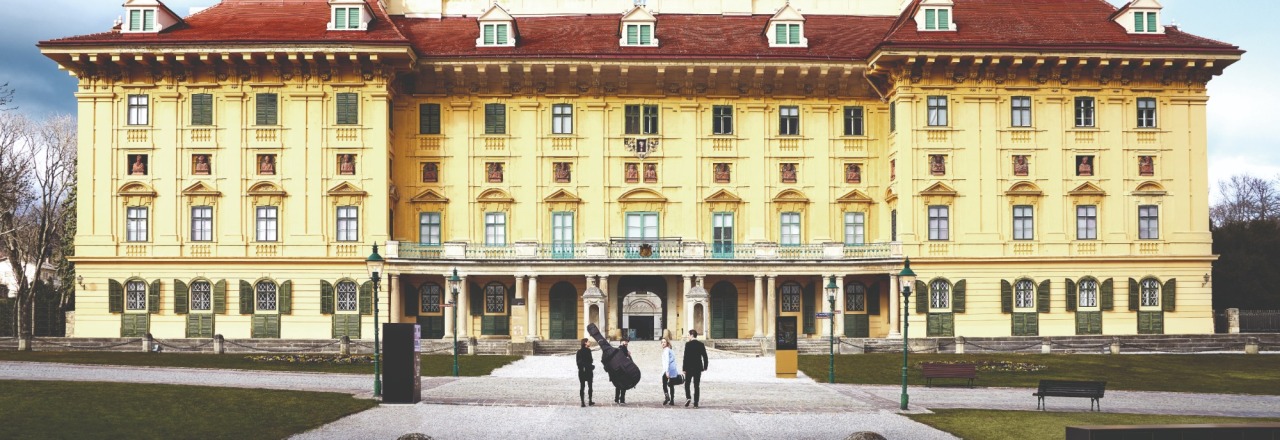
[448,268,461,377]
[825,275,838,384]
[366,244,385,398]
[897,257,917,411]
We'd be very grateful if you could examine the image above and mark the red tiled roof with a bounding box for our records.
[880,0,1240,54]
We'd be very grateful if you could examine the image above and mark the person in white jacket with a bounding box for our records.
[660,338,679,406]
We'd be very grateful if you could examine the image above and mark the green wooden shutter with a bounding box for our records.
[278,280,292,315]
[915,280,927,314]
[1012,312,1026,336]
[484,24,495,44]
[239,280,253,315]
[213,280,227,314]
[174,280,189,315]
[331,315,341,338]
[143,10,155,31]
[1065,279,1077,312]
[336,7,348,29]
[1000,280,1013,314]
[496,24,508,44]
[403,281,418,316]
[470,283,482,316]
[349,8,360,29]
[1026,312,1039,335]
[639,25,651,45]
[320,281,335,315]
[775,24,786,43]
[802,283,815,335]
[844,314,870,338]
[867,282,881,315]
[1036,279,1051,313]
[485,104,506,135]
[1101,278,1114,311]
[1138,311,1164,335]
[130,10,141,31]
[359,281,373,315]
[1162,278,1176,312]
[186,315,200,338]
[148,279,160,314]
[1076,311,1102,335]
[348,315,361,339]
[929,313,954,337]
[121,314,148,338]
[336,93,358,125]
[191,94,213,126]
[925,9,937,30]
[419,104,441,135]
[788,24,799,44]
[109,279,124,313]
[1128,278,1140,311]
[938,9,949,30]
[952,280,966,313]
[1147,13,1156,33]
[1134,12,1144,32]
[256,94,278,125]
[626,24,638,45]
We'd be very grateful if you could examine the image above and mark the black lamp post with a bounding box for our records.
[448,268,461,377]
[897,257,917,411]
[825,275,838,384]
[366,244,385,398]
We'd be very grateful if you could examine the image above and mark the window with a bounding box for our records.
[924,8,950,30]
[336,281,358,311]
[552,104,573,134]
[484,212,506,246]
[927,96,948,126]
[845,212,865,245]
[779,106,799,135]
[712,105,733,135]
[126,280,147,310]
[1015,280,1035,309]
[930,280,950,309]
[1137,98,1157,128]
[336,93,359,125]
[191,94,213,126]
[889,102,897,133]
[781,283,801,312]
[928,206,949,241]
[626,212,659,240]
[256,93,278,126]
[484,283,506,314]
[625,104,659,135]
[1139,205,1160,239]
[552,211,574,255]
[191,281,212,311]
[191,206,213,242]
[419,103,441,134]
[780,212,801,246]
[1079,279,1098,308]
[129,9,156,32]
[712,212,734,256]
[775,23,801,45]
[843,106,865,136]
[484,103,506,134]
[1140,278,1160,307]
[256,206,278,242]
[1077,205,1098,240]
[624,23,654,46]
[482,23,510,45]
[420,283,442,313]
[1011,96,1032,127]
[846,282,867,312]
[1075,97,1095,127]
[419,212,441,245]
[126,207,148,242]
[334,7,361,30]
[127,95,149,125]
[1013,205,1034,240]
[1134,11,1157,33]
[256,281,277,311]
[891,209,898,241]
[336,206,358,242]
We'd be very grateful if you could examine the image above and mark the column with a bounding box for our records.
[389,274,402,324]
[821,275,833,337]
[511,275,527,342]
[526,275,539,341]
[683,274,694,337]
[583,275,593,338]
[443,273,454,339]
[599,274,610,333]
[888,273,901,338]
[753,275,765,338]
[835,275,846,337]
[457,275,469,338]
[766,275,777,337]
[604,274,617,336]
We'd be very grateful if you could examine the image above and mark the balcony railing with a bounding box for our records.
[777,244,824,260]
[399,243,443,259]
[386,240,898,262]
[608,238,684,259]
[539,243,585,260]
[843,243,893,259]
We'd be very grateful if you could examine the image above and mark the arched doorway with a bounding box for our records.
[618,275,667,341]
[548,281,578,340]
[710,281,738,339]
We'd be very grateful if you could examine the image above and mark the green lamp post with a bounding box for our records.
[826,275,838,384]
[897,257,917,410]
[448,268,461,377]
[366,244,385,398]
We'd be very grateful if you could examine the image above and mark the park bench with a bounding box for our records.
[921,363,977,388]
[1034,380,1106,411]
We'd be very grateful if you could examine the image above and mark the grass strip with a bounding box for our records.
[0,351,520,377]
[908,409,1280,440]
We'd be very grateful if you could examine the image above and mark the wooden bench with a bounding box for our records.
[1034,380,1106,411]
[921,363,977,388]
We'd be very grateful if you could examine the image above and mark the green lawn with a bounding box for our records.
[0,351,520,377]
[909,409,1280,440]
[0,380,376,439]
[798,353,1280,395]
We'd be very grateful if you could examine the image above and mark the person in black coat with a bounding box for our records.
[576,338,595,407]
[682,330,709,408]
[604,337,632,404]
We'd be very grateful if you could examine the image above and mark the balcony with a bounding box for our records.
[387,240,898,262]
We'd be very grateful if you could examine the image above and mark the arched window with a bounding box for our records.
[484,282,506,314]
[420,283,442,313]
[930,279,950,309]
[845,282,866,312]
[1015,279,1035,309]
[126,280,147,310]
[1078,278,1098,308]
[256,281,277,311]
[1140,278,1160,307]
[336,280,358,312]
[780,282,802,312]
[191,280,212,311]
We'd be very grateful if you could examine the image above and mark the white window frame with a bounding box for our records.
[780,212,802,246]
[482,23,511,46]
[1078,279,1099,309]
[256,281,277,311]
[552,104,573,134]
[623,23,656,47]
[126,280,147,311]
[190,280,212,311]
[927,96,948,126]
[256,206,279,242]
[1075,97,1096,127]
[1139,205,1160,240]
[1077,205,1098,240]
[552,211,574,249]
[127,95,149,126]
[928,205,949,241]
[774,23,801,45]
[712,212,734,254]
[1137,98,1157,128]
[1013,205,1034,241]
[336,281,358,312]
[127,207,149,242]
[332,6,363,30]
[712,105,733,135]
[930,280,951,310]
[336,206,359,242]
[127,8,157,32]
[844,106,865,137]
[419,212,441,245]
[191,206,213,242]
[1015,279,1035,309]
[1140,278,1160,307]
[779,106,800,136]
[844,212,865,245]
[484,212,507,246]
[626,212,659,240]
[1011,96,1032,127]
[921,8,953,31]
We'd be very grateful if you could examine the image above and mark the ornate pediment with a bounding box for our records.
[1133,181,1167,196]
[246,181,285,196]
[621,5,656,22]
[1005,181,1044,196]
[885,187,898,203]
[544,189,582,204]
[117,181,157,197]
[704,189,742,203]
[836,189,874,204]
[619,188,667,203]
[772,189,810,203]
[477,188,514,203]
[181,181,220,197]
[326,182,367,197]
[411,188,449,203]
[920,182,957,197]
[1068,182,1107,196]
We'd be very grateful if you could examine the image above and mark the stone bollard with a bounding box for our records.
[1110,337,1121,355]
[213,334,225,354]
[1245,337,1259,355]
[339,336,351,356]
[954,336,965,354]
[143,333,154,352]
[17,334,32,351]
[1042,338,1052,354]
[1227,308,1240,334]
[468,337,478,355]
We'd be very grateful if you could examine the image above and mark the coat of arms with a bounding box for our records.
[624,138,660,159]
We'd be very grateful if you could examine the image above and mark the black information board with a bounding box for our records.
[776,316,798,350]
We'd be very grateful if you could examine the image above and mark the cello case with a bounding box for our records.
[588,323,641,390]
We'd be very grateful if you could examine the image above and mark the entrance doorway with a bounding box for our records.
[548,282,578,340]
[629,316,656,340]
[618,275,667,341]
[710,281,738,339]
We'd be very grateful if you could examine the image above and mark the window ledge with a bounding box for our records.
[1067,127,1101,132]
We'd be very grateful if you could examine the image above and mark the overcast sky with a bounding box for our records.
[2,0,1275,199]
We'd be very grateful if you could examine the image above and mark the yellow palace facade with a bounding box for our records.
[40,0,1240,342]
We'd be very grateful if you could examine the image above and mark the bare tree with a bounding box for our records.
[1211,174,1280,227]
[0,82,13,111]
[0,113,76,349]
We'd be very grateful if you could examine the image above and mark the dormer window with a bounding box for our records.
[620,5,658,47]
[1115,0,1165,35]
[128,9,156,32]
[625,24,654,46]
[475,3,516,47]
[334,7,362,30]
[766,3,807,47]
[1133,11,1158,33]
[923,8,951,30]
[121,0,180,34]
[483,23,510,45]
[328,0,369,31]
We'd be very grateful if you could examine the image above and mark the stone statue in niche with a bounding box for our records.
[258,154,276,175]
[554,162,571,183]
[643,163,658,183]
[1139,156,1154,176]
[714,163,731,183]
[780,163,797,183]
[845,163,862,184]
[486,162,504,183]
[625,163,639,183]
[192,154,211,175]
[338,154,356,175]
[422,162,438,183]
[890,159,896,181]
[129,155,147,176]
[1013,155,1029,176]
[1077,156,1093,176]
[930,155,946,176]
